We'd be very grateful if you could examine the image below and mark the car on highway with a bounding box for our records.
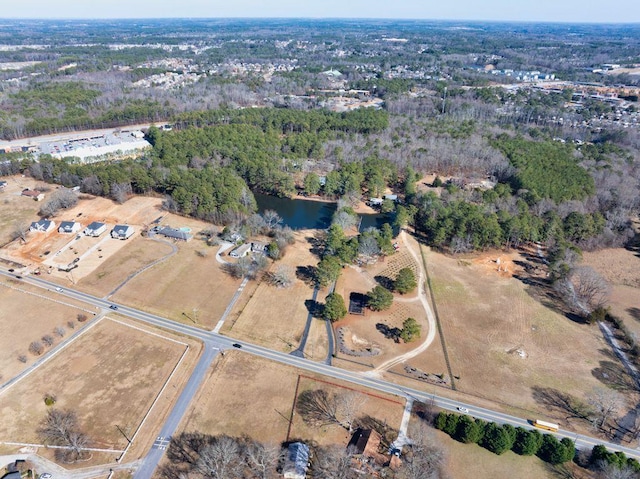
[232,343,242,348]
[109,304,118,310]
[55,287,62,292]
[40,474,52,479]
[457,406,469,413]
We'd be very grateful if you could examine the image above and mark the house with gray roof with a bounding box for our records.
[111,224,134,240]
[58,221,82,234]
[159,227,193,242]
[283,442,310,479]
[84,221,107,237]
[30,219,56,233]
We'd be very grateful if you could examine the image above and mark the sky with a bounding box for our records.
[1,0,639,23]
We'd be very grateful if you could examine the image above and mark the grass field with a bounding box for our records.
[0,317,190,456]
[0,176,44,248]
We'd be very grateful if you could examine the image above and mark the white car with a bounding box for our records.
[40,474,52,479]
[457,406,469,413]
[54,287,62,292]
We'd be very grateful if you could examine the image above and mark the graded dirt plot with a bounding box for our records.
[0,278,95,381]
[0,317,188,453]
[425,248,611,425]
[180,353,405,447]
[111,233,241,328]
[1,194,164,269]
[77,236,174,297]
[224,232,319,351]
[0,176,45,247]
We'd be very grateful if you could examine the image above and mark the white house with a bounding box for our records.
[58,221,82,234]
[84,221,107,237]
[111,224,135,240]
[30,219,56,233]
[229,243,251,258]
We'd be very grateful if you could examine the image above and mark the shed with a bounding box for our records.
[30,219,56,233]
[159,227,193,242]
[383,194,398,202]
[84,221,107,237]
[0,180,7,188]
[368,198,383,206]
[111,224,135,240]
[58,221,82,234]
[283,442,310,479]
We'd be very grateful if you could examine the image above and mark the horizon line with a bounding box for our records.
[0,17,639,25]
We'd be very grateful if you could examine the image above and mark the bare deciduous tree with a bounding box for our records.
[587,387,623,430]
[358,235,380,258]
[337,391,366,433]
[54,326,65,337]
[557,266,610,317]
[595,461,638,479]
[400,422,446,479]
[196,436,242,479]
[262,210,282,230]
[11,221,30,242]
[110,182,132,204]
[245,442,281,479]
[269,265,294,288]
[67,320,76,329]
[297,389,366,432]
[38,408,91,463]
[29,341,44,356]
[41,334,54,347]
[17,354,27,363]
[312,446,357,479]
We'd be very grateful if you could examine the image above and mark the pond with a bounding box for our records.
[254,193,391,231]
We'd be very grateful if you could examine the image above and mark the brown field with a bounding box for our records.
[582,247,640,335]
[425,246,617,429]
[0,317,195,459]
[111,222,240,328]
[180,353,405,447]
[223,232,319,351]
[0,277,98,381]
[77,236,174,297]
[0,176,45,248]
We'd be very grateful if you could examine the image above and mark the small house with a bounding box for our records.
[111,224,135,240]
[283,442,310,479]
[30,219,56,233]
[229,243,251,258]
[250,241,267,253]
[383,194,398,202]
[349,428,382,458]
[22,188,45,201]
[84,221,107,237]
[368,198,383,207]
[159,227,193,242]
[58,221,82,234]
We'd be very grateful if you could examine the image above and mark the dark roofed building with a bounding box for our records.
[111,224,134,240]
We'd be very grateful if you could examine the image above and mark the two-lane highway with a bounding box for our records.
[2,269,639,479]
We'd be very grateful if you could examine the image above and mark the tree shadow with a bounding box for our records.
[305,234,325,258]
[374,275,394,290]
[376,323,401,343]
[296,265,317,286]
[530,386,590,421]
[591,357,637,392]
[628,307,640,322]
[305,299,322,318]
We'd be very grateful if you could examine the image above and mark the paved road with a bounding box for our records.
[3,269,640,479]
[290,285,319,358]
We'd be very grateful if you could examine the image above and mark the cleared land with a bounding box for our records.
[224,232,319,352]
[0,317,195,462]
[425,246,616,430]
[111,219,240,328]
[0,277,96,382]
[0,176,46,248]
[180,353,405,447]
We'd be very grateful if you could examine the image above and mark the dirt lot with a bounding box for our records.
[0,277,97,382]
[179,353,405,447]
[0,176,47,248]
[424,246,616,430]
[0,316,197,462]
[111,220,240,328]
[224,231,320,352]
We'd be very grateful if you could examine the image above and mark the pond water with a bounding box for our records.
[254,193,391,231]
